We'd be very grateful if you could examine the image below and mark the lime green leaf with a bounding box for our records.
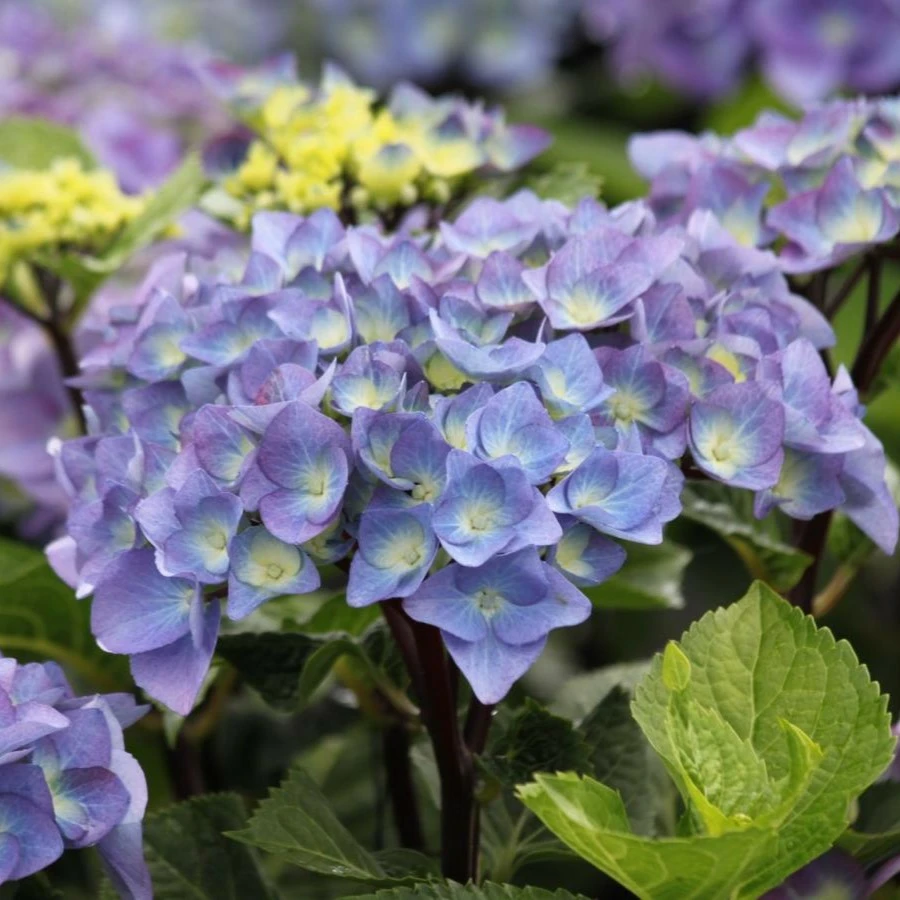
[38,155,208,315]
[227,765,423,887]
[0,537,128,692]
[520,583,894,899]
[142,793,277,899]
[580,687,675,837]
[350,883,590,900]
[840,782,900,866]
[584,541,690,610]
[704,76,795,135]
[518,772,775,900]
[524,162,602,205]
[96,154,206,270]
[0,117,96,170]
[681,484,812,591]
[479,699,593,790]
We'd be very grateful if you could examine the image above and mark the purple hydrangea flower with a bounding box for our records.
[403,548,591,703]
[689,383,785,490]
[0,655,150,897]
[431,450,561,566]
[547,446,682,544]
[45,187,896,715]
[348,503,438,607]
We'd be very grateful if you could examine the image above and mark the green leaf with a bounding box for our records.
[142,793,276,899]
[524,162,602,205]
[479,699,593,790]
[519,582,895,899]
[580,687,675,837]
[217,631,355,711]
[551,660,651,721]
[228,764,423,887]
[349,883,590,900]
[681,484,812,592]
[584,540,690,610]
[519,772,775,900]
[217,607,402,713]
[96,154,206,270]
[840,781,900,866]
[0,537,129,692]
[39,155,208,314]
[0,117,96,170]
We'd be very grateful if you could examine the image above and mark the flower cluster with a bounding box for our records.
[208,63,550,227]
[0,159,145,286]
[631,95,900,272]
[584,0,900,104]
[308,0,576,93]
[0,654,149,897]
[0,306,74,532]
[0,1,229,192]
[47,187,897,714]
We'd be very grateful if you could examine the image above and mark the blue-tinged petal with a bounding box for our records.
[547,448,671,543]
[817,157,897,246]
[0,695,69,761]
[432,383,494,450]
[689,382,785,490]
[402,567,491,643]
[492,566,592,645]
[443,630,546,705]
[161,490,243,583]
[0,795,62,879]
[348,505,437,607]
[529,333,612,417]
[0,833,18,883]
[389,419,451,503]
[754,449,844,521]
[191,406,256,484]
[837,426,899,555]
[0,764,62,879]
[39,707,111,770]
[541,263,651,330]
[129,599,220,716]
[466,383,569,483]
[227,527,320,620]
[440,198,537,257]
[98,821,152,900]
[476,252,535,313]
[550,523,626,587]
[92,550,198,655]
[122,382,189,450]
[50,768,130,847]
[429,311,545,382]
[127,321,188,382]
[257,402,351,491]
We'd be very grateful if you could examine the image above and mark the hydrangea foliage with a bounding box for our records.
[0,654,149,897]
[46,175,895,713]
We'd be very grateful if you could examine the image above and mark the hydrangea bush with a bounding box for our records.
[0,22,898,900]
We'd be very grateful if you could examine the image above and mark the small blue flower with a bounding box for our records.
[403,548,591,703]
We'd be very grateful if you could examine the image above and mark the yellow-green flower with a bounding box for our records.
[0,158,145,286]
[215,67,550,228]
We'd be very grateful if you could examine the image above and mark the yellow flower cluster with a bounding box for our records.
[0,159,144,285]
[221,74,493,227]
